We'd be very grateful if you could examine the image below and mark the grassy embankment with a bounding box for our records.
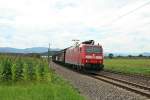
[104,58,150,76]
[0,55,85,100]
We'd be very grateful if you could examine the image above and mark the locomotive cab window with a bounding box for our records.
[86,47,93,53]
[93,47,102,53]
[85,46,102,53]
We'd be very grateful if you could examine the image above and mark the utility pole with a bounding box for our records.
[48,43,50,65]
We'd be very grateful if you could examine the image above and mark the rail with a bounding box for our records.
[90,73,150,98]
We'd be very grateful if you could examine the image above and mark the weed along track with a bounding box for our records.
[90,73,150,98]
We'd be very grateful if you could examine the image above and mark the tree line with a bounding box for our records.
[107,53,150,59]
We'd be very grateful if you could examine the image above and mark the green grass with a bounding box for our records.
[0,79,84,100]
[0,55,85,100]
[104,58,150,76]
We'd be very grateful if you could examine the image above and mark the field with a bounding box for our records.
[104,58,150,76]
[0,55,84,100]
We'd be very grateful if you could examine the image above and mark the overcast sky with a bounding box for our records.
[0,0,150,52]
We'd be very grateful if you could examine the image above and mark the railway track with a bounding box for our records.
[89,73,150,98]
[52,62,150,98]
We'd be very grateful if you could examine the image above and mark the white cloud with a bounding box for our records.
[0,0,150,52]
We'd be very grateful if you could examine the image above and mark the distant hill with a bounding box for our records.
[0,47,21,53]
[0,47,149,57]
[142,52,150,56]
[0,47,60,53]
[41,51,59,56]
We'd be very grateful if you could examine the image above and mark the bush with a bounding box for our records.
[0,55,49,83]
[1,58,12,81]
[108,53,114,59]
[36,63,45,80]
[27,62,36,80]
[12,60,24,81]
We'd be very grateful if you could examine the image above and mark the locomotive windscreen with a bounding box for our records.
[86,46,102,53]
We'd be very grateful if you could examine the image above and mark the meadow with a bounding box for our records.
[0,55,84,100]
[104,58,150,76]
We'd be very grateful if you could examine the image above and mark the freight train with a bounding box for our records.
[52,40,104,71]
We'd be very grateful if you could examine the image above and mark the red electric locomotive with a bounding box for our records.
[52,40,104,71]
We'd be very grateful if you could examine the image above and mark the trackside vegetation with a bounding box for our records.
[0,55,85,100]
[104,58,150,76]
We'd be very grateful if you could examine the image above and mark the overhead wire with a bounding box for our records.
[106,0,150,26]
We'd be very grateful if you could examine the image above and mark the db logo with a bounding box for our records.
[92,54,96,58]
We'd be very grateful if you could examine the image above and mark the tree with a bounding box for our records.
[138,54,143,57]
[128,55,132,58]
[108,53,114,59]
[117,55,123,58]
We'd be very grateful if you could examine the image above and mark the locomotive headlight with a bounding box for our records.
[86,60,88,63]
[96,56,102,59]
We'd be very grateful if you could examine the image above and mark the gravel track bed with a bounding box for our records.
[99,71,150,87]
[51,63,149,100]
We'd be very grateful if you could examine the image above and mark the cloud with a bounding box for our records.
[0,0,150,52]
